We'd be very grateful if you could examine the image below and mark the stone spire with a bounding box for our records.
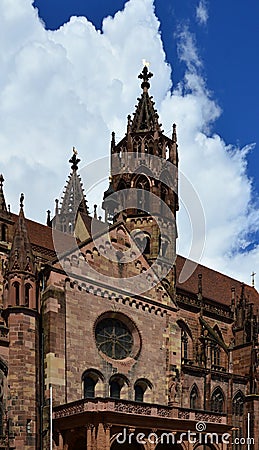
[53,148,89,234]
[8,194,35,274]
[0,174,7,213]
[131,65,161,133]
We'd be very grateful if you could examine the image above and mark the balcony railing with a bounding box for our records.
[53,397,226,425]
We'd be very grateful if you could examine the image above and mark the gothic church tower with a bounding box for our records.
[103,66,179,292]
[3,195,39,449]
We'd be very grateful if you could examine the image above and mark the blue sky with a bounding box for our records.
[33,0,259,192]
[1,0,259,285]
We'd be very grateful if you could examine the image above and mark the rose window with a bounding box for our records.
[95,318,133,360]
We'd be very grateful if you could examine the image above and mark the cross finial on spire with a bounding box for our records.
[69,147,80,171]
[20,193,24,209]
[251,271,256,287]
[138,64,153,91]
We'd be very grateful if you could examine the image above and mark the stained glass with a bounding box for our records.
[95,318,133,360]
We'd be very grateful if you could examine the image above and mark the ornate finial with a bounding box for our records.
[142,59,150,68]
[198,273,202,294]
[251,271,256,287]
[46,210,51,227]
[20,193,24,209]
[69,147,80,171]
[94,204,97,219]
[172,123,177,143]
[111,132,115,146]
[138,65,153,91]
[0,174,4,188]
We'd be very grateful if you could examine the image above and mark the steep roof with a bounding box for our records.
[60,151,89,217]
[175,254,259,307]
[7,212,259,308]
[8,196,35,274]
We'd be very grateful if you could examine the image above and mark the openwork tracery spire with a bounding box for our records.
[52,148,89,234]
[131,65,161,133]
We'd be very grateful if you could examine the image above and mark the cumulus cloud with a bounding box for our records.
[0,0,258,286]
[196,0,209,26]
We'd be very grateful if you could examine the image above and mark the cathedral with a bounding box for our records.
[0,66,258,450]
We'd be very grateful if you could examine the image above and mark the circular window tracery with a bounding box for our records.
[95,318,133,360]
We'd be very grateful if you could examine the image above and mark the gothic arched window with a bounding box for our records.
[13,281,20,306]
[211,342,221,368]
[25,283,31,307]
[135,175,150,213]
[232,391,245,450]
[182,330,188,362]
[135,232,150,255]
[211,387,224,413]
[232,391,244,416]
[190,385,199,409]
[178,320,192,364]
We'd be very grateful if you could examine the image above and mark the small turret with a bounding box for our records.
[52,148,89,234]
[4,194,37,309]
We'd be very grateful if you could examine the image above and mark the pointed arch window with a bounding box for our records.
[178,320,193,364]
[232,391,244,450]
[25,283,31,307]
[13,281,20,306]
[135,176,150,213]
[182,330,188,362]
[211,387,224,413]
[135,232,150,256]
[211,342,221,368]
[232,391,244,416]
[190,385,199,409]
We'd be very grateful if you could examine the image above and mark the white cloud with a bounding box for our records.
[0,0,258,286]
[196,0,209,26]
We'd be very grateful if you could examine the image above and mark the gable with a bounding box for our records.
[53,220,177,310]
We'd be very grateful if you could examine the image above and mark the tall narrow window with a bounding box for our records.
[211,342,220,368]
[190,385,199,409]
[134,385,144,402]
[25,283,31,307]
[13,282,20,306]
[84,376,96,398]
[110,380,121,399]
[211,387,224,413]
[1,225,7,242]
[182,330,188,362]
[232,391,244,450]
[233,391,244,416]
[136,176,150,213]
